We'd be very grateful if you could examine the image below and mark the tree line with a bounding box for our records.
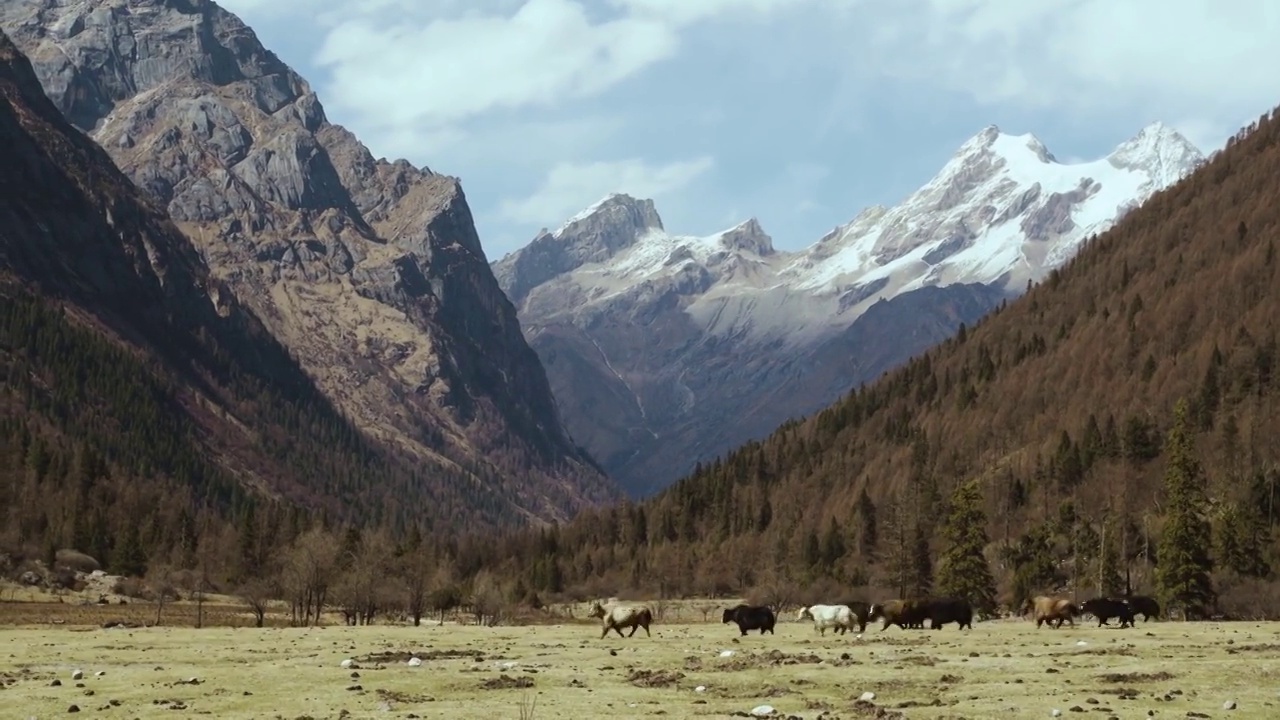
[6,102,1280,625]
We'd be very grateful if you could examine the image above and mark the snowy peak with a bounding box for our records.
[555,192,664,238]
[718,217,775,256]
[1107,121,1203,185]
[790,122,1204,300]
[500,119,1201,342]
[494,193,666,304]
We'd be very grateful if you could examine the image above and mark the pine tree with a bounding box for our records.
[238,505,259,577]
[821,518,847,569]
[878,491,911,598]
[1216,502,1271,578]
[936,479,997,615]
[110,524,147,577]
[1097,515,1123,596]
[1008,527,1058,607]
[855,488,876,554]
[909,519,933,597]
[1155,399,1216,619]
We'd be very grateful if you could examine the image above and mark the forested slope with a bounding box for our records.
[0,27,538,574]
[459,106,1280,612]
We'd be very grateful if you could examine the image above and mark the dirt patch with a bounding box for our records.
[479,674,534,690]
[760,686,792,697]
[849,699,907,718]
[894,698,949,708]
[897,655,937,666]
[626,669,685,687]
[375,688,435,704]
[716,649,825,671]
[1226,643,1280,654]
[358,649,485,663]
[1097,671,1175,683]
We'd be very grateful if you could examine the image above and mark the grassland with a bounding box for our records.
[1,598,1278,720]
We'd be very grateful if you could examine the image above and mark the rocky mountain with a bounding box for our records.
[494,123,1204,496]
[0,26,497,535]
[1,0,624,522]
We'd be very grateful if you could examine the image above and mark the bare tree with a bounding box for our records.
[283,528,339,626]
[429,561,460,625]
[468,569,506,626]
[146,564,176,626]
[192,533,219,629]
[696,602,718,622]
[237,579,274,628]
[751,566,796,615]
[334,531,398,625]
[401,549,433,627]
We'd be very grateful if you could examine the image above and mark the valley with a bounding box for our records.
[1,3,1278,709]
[496,125,1202,495]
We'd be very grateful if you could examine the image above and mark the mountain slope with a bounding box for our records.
[494,125,1202,496]
[0,27,520,539]
[1,0,623,520]
[469,106,1280,603]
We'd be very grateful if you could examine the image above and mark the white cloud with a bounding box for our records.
[499,157,715,226]
[869,0,1280,122]
[312,0,677,133]
[611,0,827,26]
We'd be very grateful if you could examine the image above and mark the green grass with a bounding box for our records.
[1,612,1277,719]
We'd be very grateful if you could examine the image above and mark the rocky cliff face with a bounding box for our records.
[0,27,517,531]
[495,126,1203,497]
[1,0,622,521]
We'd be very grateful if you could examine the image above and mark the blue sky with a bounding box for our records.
[219,0,1280,260]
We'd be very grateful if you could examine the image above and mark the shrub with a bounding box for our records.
[1213,573,1280,620]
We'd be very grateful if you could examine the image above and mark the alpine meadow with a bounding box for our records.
[4,1,1280,719]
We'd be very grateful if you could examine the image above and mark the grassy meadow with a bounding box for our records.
[2,595,1279,719]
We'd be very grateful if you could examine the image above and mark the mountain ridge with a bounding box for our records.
[0,24,515,533]
[2,0,626,521]
[494,121,1203,496]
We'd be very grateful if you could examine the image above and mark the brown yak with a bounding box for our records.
[1022,595,1079,629]
[868,599,927,630]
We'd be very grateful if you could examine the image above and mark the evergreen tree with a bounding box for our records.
[802,528,822,568]
[1155,399,1216,619]
[238,505,260,577]
[936,479,997,615]
[1007,527,1059,607]
[909,519,933,597]
[1215,502,1271,578]
[878,491,911,598]
[1097,515,1124,596]
[110,524,147,577]
[821,518,847,568]
[855,488,877,554]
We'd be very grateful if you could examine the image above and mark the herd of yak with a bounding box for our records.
[586,594,1162,639]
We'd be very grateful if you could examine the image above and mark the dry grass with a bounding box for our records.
[1,608,1278,719]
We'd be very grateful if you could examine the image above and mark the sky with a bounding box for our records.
[218,0,1280,260]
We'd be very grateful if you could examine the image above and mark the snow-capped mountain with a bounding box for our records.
[493,122,1204,497]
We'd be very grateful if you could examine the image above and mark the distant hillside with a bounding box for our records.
[465,107,1280,611]
[0,25,557,571]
